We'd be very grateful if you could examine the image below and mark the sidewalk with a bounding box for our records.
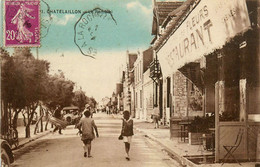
[133,120,256,167]
[14,122,53,150]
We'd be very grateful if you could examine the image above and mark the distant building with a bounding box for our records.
[142,48,154,121]
[116,83,123,111]
[123,51,137,116]
[134,51,143,119]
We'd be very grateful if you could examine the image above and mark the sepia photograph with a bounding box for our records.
[0,0,260,166]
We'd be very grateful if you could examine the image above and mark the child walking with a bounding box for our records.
[121,110,134,160]
[77,110,99,158]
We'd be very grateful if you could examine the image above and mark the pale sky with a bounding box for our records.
[37,0,154,102]
[1,0,161,102]
[37,50,128,102]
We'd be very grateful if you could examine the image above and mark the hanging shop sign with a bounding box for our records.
[157,0,251,76]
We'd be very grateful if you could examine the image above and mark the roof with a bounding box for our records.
[143,47,153,72]
[152,1,184,35]
[128,53,137,70]
[153,0,196,51]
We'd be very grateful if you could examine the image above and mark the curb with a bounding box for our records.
[136,127,199,167]
[13,130,52,152]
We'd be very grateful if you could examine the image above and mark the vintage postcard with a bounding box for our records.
[0,0,259,166]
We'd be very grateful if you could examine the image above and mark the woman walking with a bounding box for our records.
[121,110,134,160]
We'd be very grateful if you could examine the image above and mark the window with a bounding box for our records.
[167,77,171,108]
[139,63,142,80]
[172,74,174,96]
[136,92,138,108]
[137,65,139,82]
[140,90,142,108]
[135,68,137,83]
[154,82,158,107]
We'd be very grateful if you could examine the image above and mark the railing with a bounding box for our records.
[149,59,161,79]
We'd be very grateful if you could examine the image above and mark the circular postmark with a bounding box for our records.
[40,0,53,38]
[74,8,117,58]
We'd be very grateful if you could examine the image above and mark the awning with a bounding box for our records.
[156,0,251,77]
[178,62,204,91]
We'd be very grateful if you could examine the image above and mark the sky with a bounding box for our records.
[1,0,155,102]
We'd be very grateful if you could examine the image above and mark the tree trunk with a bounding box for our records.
[40,107,43,132]
[1,100,9,136]
[26,103,38,138]
[22,113,27,126]
[25,108,30,138]
[12,110,20,130]
[25,125,30,138]
[8,103,12,128]
[45,111,49,130]
[34,114,44,134]
[45,119,49,131]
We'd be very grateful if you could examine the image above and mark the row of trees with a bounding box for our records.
[1,47,96,138]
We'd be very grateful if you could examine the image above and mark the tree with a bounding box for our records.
[1,47,77,139]
[1,48,15,135]
[87,97,97,109]
[43,73,74,110]
[12,48,50,137]
[72,90,87,112]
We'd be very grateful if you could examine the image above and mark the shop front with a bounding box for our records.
[153,0,259,162]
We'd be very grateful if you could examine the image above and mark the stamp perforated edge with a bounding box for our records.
[3,0,41,48]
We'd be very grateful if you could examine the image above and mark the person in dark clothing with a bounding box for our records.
[121,110,133,160]
[53,106,63,134]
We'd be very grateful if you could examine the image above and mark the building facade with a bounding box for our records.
[123,51,137,117]
[142,48,154,121]
[152,0,260,162]
[150,0,185,124]
[134,52,143,119]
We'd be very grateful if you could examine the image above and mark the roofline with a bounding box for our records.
[153,0,199,52]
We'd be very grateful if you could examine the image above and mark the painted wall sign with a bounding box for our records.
[157,0,251,76]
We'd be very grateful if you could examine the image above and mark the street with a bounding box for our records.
[11,113,181,167]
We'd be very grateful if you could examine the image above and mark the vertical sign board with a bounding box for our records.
[215,81,220,162]
[215,81,225,162]
[157,0,251,77]
[240,79,247,121]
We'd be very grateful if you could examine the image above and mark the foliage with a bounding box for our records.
[43,74,74,110]
[189,87,203,111]
[219,111,239,121]
[87,97,97,109]
[1,47,76,138]
[72,90,87,112]
[189,115,215,133]
[12,48,51,137]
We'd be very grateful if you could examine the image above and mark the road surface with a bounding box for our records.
[11,113,181,167]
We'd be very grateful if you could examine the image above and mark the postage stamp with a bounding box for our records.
[4,0,40,47]
[74,7,117,58]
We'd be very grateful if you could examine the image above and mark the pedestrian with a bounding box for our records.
[152,108,160,129]
[77,110,99,158]
[53,105,63,134]
[152,114,160,129]
[121,110,134,161]
[90,108,94,118]
[106,106,111,115]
